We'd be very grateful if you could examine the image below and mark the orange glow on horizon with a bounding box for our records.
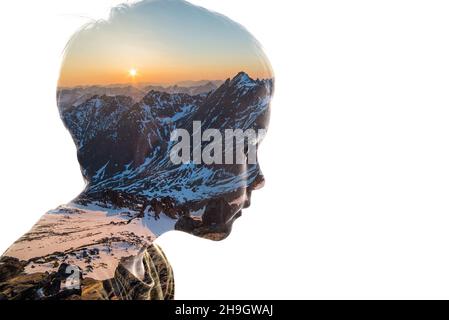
[58,66,272,88]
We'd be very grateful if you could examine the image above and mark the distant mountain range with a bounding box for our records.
[57,80,224,110]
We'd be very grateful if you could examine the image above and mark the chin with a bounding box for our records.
[175,197,245,241]
[174,182,258,241]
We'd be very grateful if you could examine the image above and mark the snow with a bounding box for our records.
[93,161,109,181]
[232,72,257,89]
[141,211,177,236]
[5,205,156,280]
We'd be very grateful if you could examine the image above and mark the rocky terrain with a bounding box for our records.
[0,72,273,300]
[0,244,174,300]
[61,72,273,204]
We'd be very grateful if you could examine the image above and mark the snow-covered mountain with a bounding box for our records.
[61,72,273,207]
[0,72,273,299]
[57,81,221,111]
[57,86,147,111]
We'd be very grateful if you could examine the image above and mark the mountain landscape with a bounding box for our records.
[57,80,224,111]
[61,71,273,205]
[0,72,273,300]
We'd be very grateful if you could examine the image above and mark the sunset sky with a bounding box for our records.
[59,0,272,87]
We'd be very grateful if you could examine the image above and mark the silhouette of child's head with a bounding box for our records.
[0,0,274,301]
[57,0,274,240]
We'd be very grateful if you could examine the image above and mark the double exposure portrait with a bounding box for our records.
[0,0,273,300]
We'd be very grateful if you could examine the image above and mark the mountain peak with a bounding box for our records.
[230,71,255,87]
[232,71,251,80]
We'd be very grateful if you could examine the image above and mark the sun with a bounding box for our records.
[129,68,137,77]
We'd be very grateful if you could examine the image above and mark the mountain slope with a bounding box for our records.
[60,72,273,205]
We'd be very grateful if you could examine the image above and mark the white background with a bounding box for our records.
[1,0,449,299]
